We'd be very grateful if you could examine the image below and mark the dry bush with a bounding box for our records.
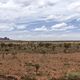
[0,41,80,54]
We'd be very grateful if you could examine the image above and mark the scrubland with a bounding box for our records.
[0,41,80,80]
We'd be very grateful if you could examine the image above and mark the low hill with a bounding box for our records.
[0,37,10,40]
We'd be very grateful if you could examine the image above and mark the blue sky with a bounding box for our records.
[0,0,80,40]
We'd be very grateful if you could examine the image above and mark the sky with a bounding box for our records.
[0,0,80,40]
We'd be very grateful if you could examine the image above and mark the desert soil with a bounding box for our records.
[0,53,80,80]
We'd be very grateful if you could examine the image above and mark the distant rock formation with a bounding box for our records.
[0,37,10,40]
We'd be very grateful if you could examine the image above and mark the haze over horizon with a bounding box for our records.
[0,0,80,40]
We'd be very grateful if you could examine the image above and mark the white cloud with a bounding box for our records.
[0,0,21,9]
[0,22,27,32]
[34,26,48,31]
[16,25,26,30]
[46,14,79,21]
[68,1,80,13]
[0,23,14,31]
[0,0,79,23]
[51,23,75,31]
[46,15,58,20]
[0,0,68,22]
[52,23,67,28]
[0,0,79,40]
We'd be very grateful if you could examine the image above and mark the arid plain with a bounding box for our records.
[0,41,80,80]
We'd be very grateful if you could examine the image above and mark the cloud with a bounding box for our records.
[0,0,21,9]
[51,23,75,31]
[45,14,79,22]
[0,22,27,32]
[0,23,14,31]
[0,0,79,23]
[68,1,80,13]
[34,26,48,31]
[0,0,79,40]
[16,25,27,30]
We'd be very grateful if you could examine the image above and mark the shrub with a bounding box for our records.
[0,43,6,48]
[7,43,13,47]
[65,72,80,80]
[34,64,40,74]
[25,62,34,66]
[64,43,71,49]
[45,43,51,48]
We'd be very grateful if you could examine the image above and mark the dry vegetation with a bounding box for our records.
[0,41,80,80]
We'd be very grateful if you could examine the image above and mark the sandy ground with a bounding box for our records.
[0,53,80,80]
